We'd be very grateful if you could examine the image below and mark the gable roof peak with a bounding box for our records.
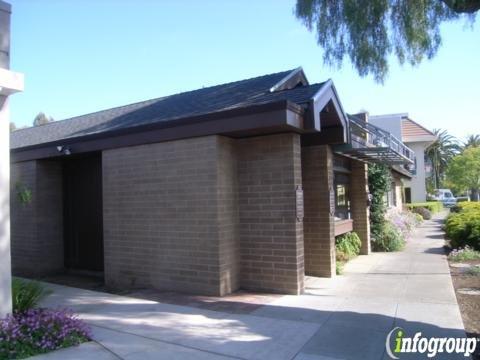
[269,67,308,93]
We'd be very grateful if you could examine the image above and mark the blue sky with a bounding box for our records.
[7,0,480,141]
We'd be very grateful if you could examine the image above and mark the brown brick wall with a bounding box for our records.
[237,133,304,294]
[10,160,64,276]
[102,135,239,296]
[10,133,320,295]
[350,160,370,255]
[217,137,240,295]
[302,145,336,277]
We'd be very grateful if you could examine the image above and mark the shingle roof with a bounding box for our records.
[11,69,326,149]
[401,118,436,140]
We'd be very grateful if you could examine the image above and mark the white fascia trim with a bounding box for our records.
[0,68,24,95]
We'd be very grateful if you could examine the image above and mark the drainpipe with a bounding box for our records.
[0,0,24,317]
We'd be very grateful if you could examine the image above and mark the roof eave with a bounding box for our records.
[11,100,307,162]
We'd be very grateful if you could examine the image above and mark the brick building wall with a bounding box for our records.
[103,135,239,296]
[237,133,304,294]
[9,132,361,295]
[302,145,336,277]
[216,137,240,295]
[10,160,63,276]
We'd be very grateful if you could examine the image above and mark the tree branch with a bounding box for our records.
[440,0,480,13]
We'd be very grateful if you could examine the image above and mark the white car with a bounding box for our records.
[432,189,457,207]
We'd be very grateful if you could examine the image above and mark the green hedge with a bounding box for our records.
[445,202,480,250]
[406,201,443,214]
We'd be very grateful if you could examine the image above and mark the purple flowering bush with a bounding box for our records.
[448,246,480,262]
[0,308,91,359]
[386,208,423,238]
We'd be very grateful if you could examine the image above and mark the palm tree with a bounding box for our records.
[425,129,460,189]
[463,134,480,149]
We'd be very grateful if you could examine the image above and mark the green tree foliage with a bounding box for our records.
[425,129,460,189]
[368,163,392,241]
[446,146,480,200]
[463,134,480,149]
[294,0,478,82]
[33,112,54,126]
[9,122,16,132]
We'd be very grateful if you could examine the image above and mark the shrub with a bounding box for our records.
[450,205,462,213]
[411,207,432,220]
[385,209,422,238]
[12,279,50,313]
[335,232,362,262]
[0,308,91,359]
[455,202,480,212]
[372,222,406,252]
[445,203,480,250]
[448,246,480,262]
[406,202,443,213]
[336,261,344,275]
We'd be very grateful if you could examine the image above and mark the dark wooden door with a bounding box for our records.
[405,187,412,204]
[63,154,104,272]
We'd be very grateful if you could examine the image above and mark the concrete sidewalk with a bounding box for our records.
[34,213,467,360]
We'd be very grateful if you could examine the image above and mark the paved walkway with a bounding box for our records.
[34,213,467,360]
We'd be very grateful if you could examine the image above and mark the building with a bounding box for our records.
[10,68,414,296]
[0,0,24,317]
[369,113,436,203]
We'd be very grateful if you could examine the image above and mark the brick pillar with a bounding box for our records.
[238,133,304,295]
[302,145,336,277]
[350,160,370,255]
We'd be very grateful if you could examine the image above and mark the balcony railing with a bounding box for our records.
[335,115,415,165]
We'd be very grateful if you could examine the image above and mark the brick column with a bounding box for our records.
[302,145,336,277]
[238,133,304,295]
[350,160,370,255]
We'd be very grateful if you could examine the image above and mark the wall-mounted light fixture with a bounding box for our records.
[56,145,71,155]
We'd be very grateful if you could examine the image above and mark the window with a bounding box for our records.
[336,184,347,207]
[334,173,350,220]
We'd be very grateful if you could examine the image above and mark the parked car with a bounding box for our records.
[431,189,457,207]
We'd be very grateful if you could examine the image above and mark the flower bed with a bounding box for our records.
[0,308,91,359]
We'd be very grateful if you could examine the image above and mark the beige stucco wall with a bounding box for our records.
[403,141,430,203]
[0,95,12,317]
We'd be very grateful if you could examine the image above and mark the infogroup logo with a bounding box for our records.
[385,327,478,359]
